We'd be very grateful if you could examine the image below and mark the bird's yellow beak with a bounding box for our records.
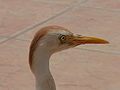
[68,35,109,45]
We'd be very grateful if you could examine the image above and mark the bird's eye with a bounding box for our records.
[60,35,66,41]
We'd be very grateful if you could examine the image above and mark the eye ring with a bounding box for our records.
[60,35,66,41]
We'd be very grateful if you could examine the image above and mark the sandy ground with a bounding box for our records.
[0,0,120,90]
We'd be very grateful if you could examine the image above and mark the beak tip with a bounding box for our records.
[103,40,109,44]
[95,40,109,44]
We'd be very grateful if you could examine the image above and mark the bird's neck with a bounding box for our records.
[32,46,56,90]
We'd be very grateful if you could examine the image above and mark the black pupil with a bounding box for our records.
[61,36,65,40]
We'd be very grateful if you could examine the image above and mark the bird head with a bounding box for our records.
[31,26,109,52]
[29,26,109,68]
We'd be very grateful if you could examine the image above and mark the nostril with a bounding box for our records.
[76,34,82,37]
